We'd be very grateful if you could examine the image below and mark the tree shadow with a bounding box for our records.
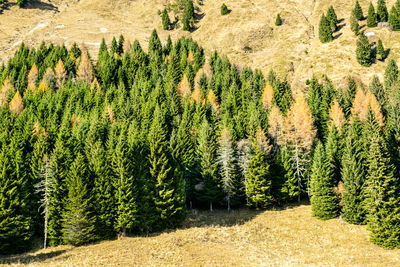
[337,18,345,24]
[0,249,67,265]
[22,0,59,12]
[360,24,366,30]
[336,23,346,32]
[333,32,343,40]
[385,48,391,58]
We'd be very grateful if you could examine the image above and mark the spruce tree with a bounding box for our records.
[16,0,25,8]
[310,142,339,220]
[62,153,95,246]
[376,0,388,22]
[367,3,377,27]
[354,0,364,20]
[341,117,367,224]
[351,11,360,35]
[325,125,341,183]
[384,59,399,89]
[376,39,386,61]
[356,33,372,67]
[221,4,229,16]
[364,136,400,248]
[275,147,298,202]
[162,9,171,30]
[327,6,338,31]
[275,13,282,26]
[245,146,272,208]
[389,6,400,31]
[319,14,333,43]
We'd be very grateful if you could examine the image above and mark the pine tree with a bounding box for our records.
[310,142,339,220]
[149,107,185,226]
[148,29,162,60]
[376,39,386,61]
[376,0,388,22]
[319,14,333,43]
[113,131,138,237]
[384,59,399,89]
[354,0,364,20]
[351,11,360,35]
[162,9,171,30]
[364,136,400,248]
[62,153,95,246]
[341,117,367,224]
[325,125,341,183]
[221,3,229,16]
[16,0,26,8]
[389,6,400,31]
[327,6,338,31]
[245,146,272,208]
[367,3,377,27]
[356,33,372,67]
[275,13,282,26]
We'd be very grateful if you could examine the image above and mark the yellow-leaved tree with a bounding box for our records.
[329,98,346,132]
[54,59,67,88]
[77,49,94,83]
[261,83,274,111]
[177,74,191,98]
[9,91,24,114]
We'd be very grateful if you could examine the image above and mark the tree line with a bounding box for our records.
[0,30,400,254]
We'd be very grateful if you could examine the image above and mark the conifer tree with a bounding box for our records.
[148,29,163,60]
[150,107,185,226]
[319,14,333,43]
[62,153,95,246]
[162,9,171,30]
[364,136,400,248]
[356,33,372,67]
[376,39,386,61]
[275,147,298,202]
[384,59,399,89]
[77,49,94,83]
[17,0,26,8]
[245,146,272,208]
[275,13,282,26]
[327,6,338,31]
[310,142,339,220]
[341,117,367,224]
[221,4,229,16]
[354,0,364,20]
[351,11,360,35]
[325,125,341,182]
[376,0,388,22]
[367,3,378,27]
[113,131,137,237]
[389,6,400,30]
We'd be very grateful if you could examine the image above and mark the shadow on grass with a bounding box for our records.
[23,0,59,12]
[0,249,67,265]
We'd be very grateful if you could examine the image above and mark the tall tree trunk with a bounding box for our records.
[210,201,213,212]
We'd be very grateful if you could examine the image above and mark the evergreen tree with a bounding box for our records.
[325,125,341,182]
[364,136,400,248]
[384,59,399,89]
[341,117,367,224]
[221,3,229,16]
[16,0,26,8]
[376,39,386,61]
[389,6,400,31]
[327,6,338,31]
[376,0,388,22]
[367,3,378,27]
[162,9,171,30]
[245,146,272,208]
[275,13,282,26]
[310,142,339,220]
[351,11,360,35]
[319,14,333,43]
[356,33,372,67]
[354,0,364,20]
[62,153,95,246]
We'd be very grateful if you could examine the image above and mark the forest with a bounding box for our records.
[0,28,400,255]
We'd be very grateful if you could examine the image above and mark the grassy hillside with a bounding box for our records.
[1,204,399,266]
[1,0,399,90]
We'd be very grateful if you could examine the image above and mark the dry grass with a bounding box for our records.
[1,204,399,266]
[1,0,400,91]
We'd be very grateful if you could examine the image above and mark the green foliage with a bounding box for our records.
[162,9,171,30]
[341,117,367,224]
[384,59,399,89]
[319,14,333,43]
[351,11,360,35]
[367,3,378,27]
[183,0,195,31]
[275,13,282,26]
[245,146,272,208]
[16,0,26,8]
[376,0,388,22]
[327,6,338,31]
[389,6,400,31]
[221,3,229,16]
[376,39,386,61]
[354,0,364,20]
[356,34,372,67]
[310,142,339,220]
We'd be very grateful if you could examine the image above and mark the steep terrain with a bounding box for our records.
[1,205,400,266]
[0,0,399,89]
